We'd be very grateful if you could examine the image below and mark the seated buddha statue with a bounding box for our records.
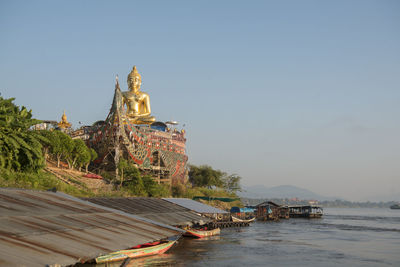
[122,66,156,124]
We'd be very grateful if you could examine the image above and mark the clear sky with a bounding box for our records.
[1,0,399,201]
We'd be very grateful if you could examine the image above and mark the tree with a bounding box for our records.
[188,164,242,193]
[222,174,242,193]
[38,130,53,160]
[0,97,46,171]
[188,164,225,188]
[117,157,129,187]
[76,145,91,172]
[68,139,87,170]
[50,130,73,168]
[83,148,97,173]
[141,175,170,197]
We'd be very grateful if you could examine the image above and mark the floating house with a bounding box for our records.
[256,201,289,221]
[288,205,323,218]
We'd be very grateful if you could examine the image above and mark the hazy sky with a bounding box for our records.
[1,1,399,201]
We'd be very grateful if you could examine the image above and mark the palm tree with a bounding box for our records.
[0,97,46,171]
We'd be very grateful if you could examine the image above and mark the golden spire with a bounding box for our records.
[58,110,71,129]
[62,110,67,122]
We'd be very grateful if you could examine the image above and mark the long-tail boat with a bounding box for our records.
[184,227,221,238]
[95,240,176,264]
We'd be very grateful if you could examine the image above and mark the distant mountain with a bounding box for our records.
[239,184,336,201]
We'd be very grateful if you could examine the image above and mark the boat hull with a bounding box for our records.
[95,240,176,264]
[231,216,256,223]
[184,228,221,238]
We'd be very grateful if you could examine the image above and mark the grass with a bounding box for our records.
[0,168,171,198]
[0,169,92,197]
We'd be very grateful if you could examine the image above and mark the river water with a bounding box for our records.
[115,208,400,267]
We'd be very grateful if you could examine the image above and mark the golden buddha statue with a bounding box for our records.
[58,110,72,129]
[122,66,155,124]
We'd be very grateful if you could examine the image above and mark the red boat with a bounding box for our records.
[184,227,221,238]
[83,173,103,179]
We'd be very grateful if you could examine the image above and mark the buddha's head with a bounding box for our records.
[127,66,142,92]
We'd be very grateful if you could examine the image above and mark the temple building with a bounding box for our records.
[32,111,71,131]
[88,66,188,185]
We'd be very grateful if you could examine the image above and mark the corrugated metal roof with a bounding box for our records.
[0,188,182,267]
[84,197,211,227]
[163,198,228,214]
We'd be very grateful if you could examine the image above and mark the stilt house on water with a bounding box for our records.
[288,205,323,218]
[256,201,290,221]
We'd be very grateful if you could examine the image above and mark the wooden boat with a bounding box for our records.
[184,227,220,238]
[231,216,256,223]
[95,240,176,264]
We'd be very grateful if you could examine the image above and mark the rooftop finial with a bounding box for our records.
[115,75,120,90]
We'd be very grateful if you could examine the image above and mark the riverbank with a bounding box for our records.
[0,160,242,210]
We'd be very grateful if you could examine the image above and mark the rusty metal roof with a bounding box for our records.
[163,198,228,214]
[83,197,210,227]
[0,188,182,267]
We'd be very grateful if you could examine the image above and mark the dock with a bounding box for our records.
[84,197,212,228]
[0,188,183,266]
[211,221,250,228]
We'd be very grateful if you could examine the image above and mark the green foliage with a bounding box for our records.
[171,183,186,197]
[188,164,242,192]
[119,160,170,197]
[38,130,97,171]
[117,157,130,186]
[222,174,242,193]
[78,148,91,171]
[123,176,146,196]
[0,169,90,197]
[40,130,74,167]
[0,97,45,171]
[69,139,88,169]
[90,148,98,161]
[142,175,170,197]
[188,164,224,188]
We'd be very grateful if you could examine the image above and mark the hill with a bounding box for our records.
[239,184,335,201]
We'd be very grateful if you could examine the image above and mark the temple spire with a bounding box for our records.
[115,75,120,90]
[58,110,72,129]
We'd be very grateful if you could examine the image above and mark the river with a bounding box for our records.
[105,208,400,266]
